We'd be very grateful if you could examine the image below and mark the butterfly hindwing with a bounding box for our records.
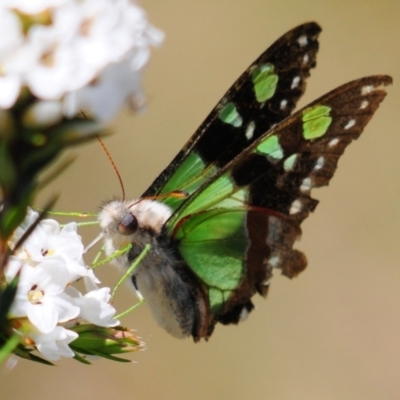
[168,75,392,325]
[143,22,322,211]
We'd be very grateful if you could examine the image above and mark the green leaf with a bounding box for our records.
[0,273,19,326]
[0,140,17,193]
[13,346,55,366]
[0,202,31,240]
[0,335,19,364]
[69,324,143,358]
[73,352,92,365]
[86,349,131,363]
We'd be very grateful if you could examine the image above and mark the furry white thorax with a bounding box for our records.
[99,199,172,237]
[99,199,172,270]
[98,199,195,338]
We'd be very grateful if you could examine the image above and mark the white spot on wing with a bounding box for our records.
[303,53,309,64]
[314,156,324,171]
[280,99,288,110]
[268,254,281,268]
[344,119,356,130]
[291,76,300,89]
[361,85,373,95]
[360,100,369,109]
[245,121,255,140]
[283,153,298,172]
[240,308,249,321]
[289,199,302,215]
[298,35,308,47]
[300,177,312,193]
[266,216,283,244]
[328,138,339,147]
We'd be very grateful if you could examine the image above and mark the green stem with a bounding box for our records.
[91,244,132,269]
[115,297,145,320]
[33,209,97,218]
[111,244,151,302]
[60,221,99,228]
[91,245,105,266]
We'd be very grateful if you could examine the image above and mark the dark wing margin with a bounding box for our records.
[142,22,322,201]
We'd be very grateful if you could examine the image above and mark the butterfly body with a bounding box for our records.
[99,199,209,338]
[99,22,391,341]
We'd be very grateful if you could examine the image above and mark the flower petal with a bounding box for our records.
[33,326,78,361]
[27,301,58,333]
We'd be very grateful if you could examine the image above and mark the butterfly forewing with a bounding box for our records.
[168,75,391,323]
[143,22,322,211]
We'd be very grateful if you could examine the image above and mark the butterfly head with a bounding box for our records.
[98,199,172,267]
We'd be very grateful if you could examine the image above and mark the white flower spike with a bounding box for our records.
[0,0,163,121]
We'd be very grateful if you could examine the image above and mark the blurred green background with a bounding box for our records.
[2,1,400,399]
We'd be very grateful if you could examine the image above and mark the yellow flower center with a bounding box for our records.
[28,285,44,304]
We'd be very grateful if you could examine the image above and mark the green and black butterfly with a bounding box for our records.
[99,22,391,340]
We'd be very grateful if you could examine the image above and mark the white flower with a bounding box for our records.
[0,7,23,108]
[2,0,68,14]
[0,75,21,109]
[24,22,91,99]
[5,206,130,362]
[62,0,164,120]
[21,217,99,286]
[65,60,143,121]
[31,326,78,361]
[67,287,119,327]
[8,257,80,333]
[0,0,163,120]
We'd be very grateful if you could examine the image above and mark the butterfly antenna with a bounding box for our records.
[96,135,126,201]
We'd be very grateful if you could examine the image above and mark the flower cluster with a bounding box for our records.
[0,0,157,365]
[5,209,121,362]
[0,0,163,120]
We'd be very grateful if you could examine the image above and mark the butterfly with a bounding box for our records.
[98,22,391,341]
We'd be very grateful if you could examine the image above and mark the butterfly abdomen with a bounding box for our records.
[133,243,198,338]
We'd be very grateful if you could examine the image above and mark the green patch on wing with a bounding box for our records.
[177,209,248,311]
[208,287,233,313]
[256,134,284,160]
[160,151,218,210]
[208,287,224,313]
[218,103,243,127]
[170,175,236,224]
[251,63,279,103]
[302,104,332,139]
[213,187,247,209]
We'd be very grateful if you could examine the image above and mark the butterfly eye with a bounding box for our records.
[118,213,138,235]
